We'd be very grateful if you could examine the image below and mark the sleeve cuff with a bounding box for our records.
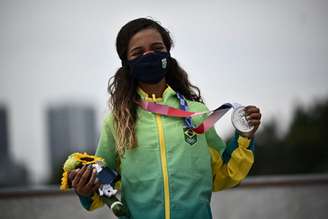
[238,135,255,151]
[78,194,93,210]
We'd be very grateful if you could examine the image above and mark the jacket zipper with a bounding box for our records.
[153,94,170,219]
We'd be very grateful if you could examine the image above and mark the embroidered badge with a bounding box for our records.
[161,58,167,69]
[184,127,197,145]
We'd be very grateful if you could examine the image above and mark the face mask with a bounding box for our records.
[127,51,170,84]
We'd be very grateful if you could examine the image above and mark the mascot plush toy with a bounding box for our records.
[60,152,128,217]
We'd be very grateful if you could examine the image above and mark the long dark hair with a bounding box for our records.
[108,18,203,156]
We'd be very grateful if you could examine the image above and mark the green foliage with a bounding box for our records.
[249,98,328,175]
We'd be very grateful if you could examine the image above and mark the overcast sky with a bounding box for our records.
[1,0,328,184]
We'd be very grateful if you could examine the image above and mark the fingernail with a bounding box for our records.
[246,116,251,120]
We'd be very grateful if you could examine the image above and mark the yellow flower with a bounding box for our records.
[60,171,69,191]
[63,152,104,171]
[60,152,104,191]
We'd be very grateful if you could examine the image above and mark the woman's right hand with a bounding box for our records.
[69,165,101,197]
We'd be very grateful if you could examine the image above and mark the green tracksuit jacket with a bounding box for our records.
[79,86,255,219]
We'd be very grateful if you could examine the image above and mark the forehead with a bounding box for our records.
[128,28,164,50]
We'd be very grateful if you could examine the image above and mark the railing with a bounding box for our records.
[1,174,328,219]
[1,174,327,197]
[240,173,328,187]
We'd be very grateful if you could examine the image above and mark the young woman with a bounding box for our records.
[70,18,261,219]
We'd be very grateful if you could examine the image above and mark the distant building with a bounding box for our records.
[0,105,28,187]
[47,104,97,184]
[0,106,9,158]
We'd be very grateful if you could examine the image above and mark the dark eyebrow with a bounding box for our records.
[151,42,165,47]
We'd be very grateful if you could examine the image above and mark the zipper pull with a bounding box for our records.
[152,94,156,102]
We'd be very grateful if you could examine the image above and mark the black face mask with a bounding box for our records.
[127,51,170,84]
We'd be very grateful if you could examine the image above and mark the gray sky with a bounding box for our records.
[1,0,328,184]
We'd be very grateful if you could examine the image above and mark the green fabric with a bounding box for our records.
[96,87,227,219]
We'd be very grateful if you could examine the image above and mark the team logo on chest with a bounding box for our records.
[183,127,197,145]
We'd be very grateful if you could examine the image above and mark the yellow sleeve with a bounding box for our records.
[206,127,254,192]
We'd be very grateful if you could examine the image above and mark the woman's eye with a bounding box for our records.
[131,52,142,58]
[133,52,142,56]
[154,47,165,51]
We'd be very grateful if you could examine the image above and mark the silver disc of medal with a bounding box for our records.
[231,106,254,135]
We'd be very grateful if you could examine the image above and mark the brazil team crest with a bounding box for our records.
[183,127,197,145]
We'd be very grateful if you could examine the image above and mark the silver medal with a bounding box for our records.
[231,106,254,134]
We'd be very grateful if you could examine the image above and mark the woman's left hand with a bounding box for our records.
[242,105,262,138]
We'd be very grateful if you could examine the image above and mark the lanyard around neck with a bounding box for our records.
[176,92,193,129]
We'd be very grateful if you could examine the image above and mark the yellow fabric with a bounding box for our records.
[89,193,104,211]
[210,135,254,192]
[237,135,252,149]
[137,87,161,101]
[153,94,171,219]
[114,180,121,190]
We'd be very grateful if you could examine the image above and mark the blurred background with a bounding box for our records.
[0,0,327,218]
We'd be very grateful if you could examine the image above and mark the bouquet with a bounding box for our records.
[60,152,128,217]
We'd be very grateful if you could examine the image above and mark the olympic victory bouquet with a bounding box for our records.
[60,152,128,217]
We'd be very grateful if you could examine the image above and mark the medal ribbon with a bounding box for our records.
[139,100,240,134]
[176,92,194,129]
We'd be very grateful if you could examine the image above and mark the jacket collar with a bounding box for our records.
[137,85,176,103]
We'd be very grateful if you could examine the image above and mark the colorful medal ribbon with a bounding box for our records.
[176,92,194,129]
[139,99,241,134]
